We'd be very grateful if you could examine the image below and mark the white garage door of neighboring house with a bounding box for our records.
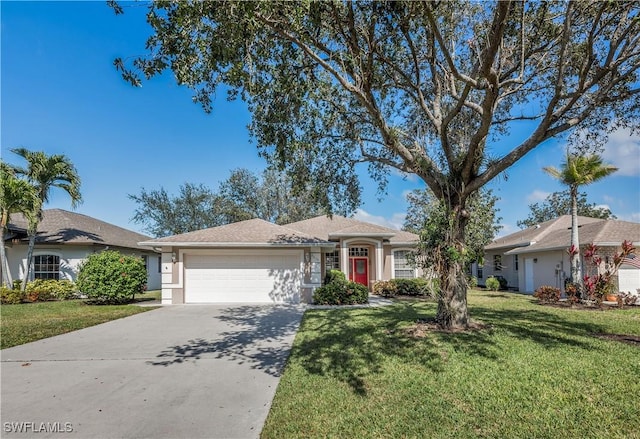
[184,252,302,303]
[618,266,640,294]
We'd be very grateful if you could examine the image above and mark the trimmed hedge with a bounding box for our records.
[314,270,368,305]
[485,276,501,291]
[373,278,438,297]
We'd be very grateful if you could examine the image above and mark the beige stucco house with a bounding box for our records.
[139,215,420,305]
[482,215,640,295]
[2,209,161,290]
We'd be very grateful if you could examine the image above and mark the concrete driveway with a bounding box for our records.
[1,304,304,439]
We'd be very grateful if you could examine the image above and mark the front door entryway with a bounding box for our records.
[349,257,369,287]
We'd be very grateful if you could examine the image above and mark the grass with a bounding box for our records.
[134,289,161,302]
[0,300,157,349]
[262,290,640,439]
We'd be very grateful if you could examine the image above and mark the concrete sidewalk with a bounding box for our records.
[1,304,304,439]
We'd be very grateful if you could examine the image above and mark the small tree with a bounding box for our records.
[543,153,617,294]
[76,251,147,304]
[581,241,635,304]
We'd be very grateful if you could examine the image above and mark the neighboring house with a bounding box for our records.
[482,215,640,295]
[3,209,161,290]
[139,215,420,305]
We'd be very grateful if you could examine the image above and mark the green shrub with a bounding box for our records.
[373,278,438,298]
[534,285,561,303]
[324,269,347,285]
[373,280,397,297]
[24,279,78,302]
[76,250,147,304]
[393,278,434,296]
[467,275,478,288]
[486,276,501,291]
[314,272,368,305]
[1,286,24,304]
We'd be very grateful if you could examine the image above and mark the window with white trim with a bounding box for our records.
[349,247,369,257]
[33,255,60,280]
[325,250,340,270]
[394,250,415,279]
[494,255,503,271]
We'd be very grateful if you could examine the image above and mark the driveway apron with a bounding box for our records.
[1,304,304,439]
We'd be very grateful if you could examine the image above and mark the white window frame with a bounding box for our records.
[392,249,416,279]
[32,254,61,280]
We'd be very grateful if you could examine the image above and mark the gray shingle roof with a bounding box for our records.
[141,218,333,247]
[485,215,603,250]
[8,209,152,250]
[484,215,640,255]
[285,215,419,243]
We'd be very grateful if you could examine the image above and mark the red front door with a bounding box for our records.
[350,258,369,287]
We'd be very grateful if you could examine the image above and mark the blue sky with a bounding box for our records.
[2,1,639,238]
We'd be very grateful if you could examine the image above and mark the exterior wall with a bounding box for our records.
[3,244,160,290]
[480,250,520,289]
[517,251,568,294]
[382,245,392,280]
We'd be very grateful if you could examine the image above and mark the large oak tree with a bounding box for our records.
[114,1,640,329]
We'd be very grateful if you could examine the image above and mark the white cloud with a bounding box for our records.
[353,209,406,230]
[603,195,616,204]
[618,212,640,223]
[495,223,517,238]
[601,128,640,177]
[526,189,550,203]
[595,204,611,212]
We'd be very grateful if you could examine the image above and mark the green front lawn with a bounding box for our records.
[263,290,640,438]
[0,300,157,349]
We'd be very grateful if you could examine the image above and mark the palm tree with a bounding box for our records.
[543,152,617,294]
[0,163,39,287]
[10,148,82,291]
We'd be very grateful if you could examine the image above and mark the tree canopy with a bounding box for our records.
[404,188,501,264]
[129,167,322,237]
[114,0,640,328]
[518,189,616,229]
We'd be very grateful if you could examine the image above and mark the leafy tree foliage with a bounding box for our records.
[76,250,147,304]
[9,148,82,292]
[114,1,640,329]
[404,188,501,264]
[0,163,39,287]
[543,153,617,291]
[130,168,322,237]
[518,190,616,229]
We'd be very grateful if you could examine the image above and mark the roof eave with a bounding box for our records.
[329,232,395,238]
[138,241,335,248]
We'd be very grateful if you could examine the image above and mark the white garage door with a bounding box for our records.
[618,266,640,294]
[184,252,302,303]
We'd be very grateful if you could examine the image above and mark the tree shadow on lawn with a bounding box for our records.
[289,301,609,396]
[146,305,304,377]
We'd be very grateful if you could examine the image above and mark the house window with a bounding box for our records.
[33,255,60,280]
[494,255,502,271]
[142,255,148,271]
[349,247,369,257]
[394,250,415,279]
[325,250,340,270]
[514,255,519,271]
[158,256,162,273]
[477,266,484,279]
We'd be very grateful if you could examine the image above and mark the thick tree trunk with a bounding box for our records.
[435,206,470,329]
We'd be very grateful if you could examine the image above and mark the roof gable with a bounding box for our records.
[486,215,602,250]
[285,215,418,243]
[8,209,152,250]
[142,218,332,246]
[490,216,640,255]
